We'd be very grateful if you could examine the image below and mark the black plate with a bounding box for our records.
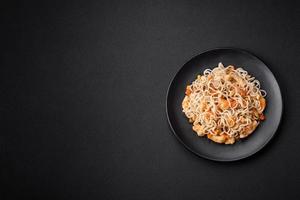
[166,48,283,161]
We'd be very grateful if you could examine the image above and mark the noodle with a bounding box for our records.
[182,63,267,144]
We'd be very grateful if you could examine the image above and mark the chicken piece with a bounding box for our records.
[207,130,236,144]
[192,124,205,136]
[258,96,266,113]
[182,96,190,110]
[218,98,230,110]
[188,114,196,123]
[207,134,226,144]
[240,121,258,138]
[225,137,235,144]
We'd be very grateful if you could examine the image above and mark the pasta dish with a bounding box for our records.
[182,63,266,144]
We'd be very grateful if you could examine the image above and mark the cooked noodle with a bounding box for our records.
[182,63,267,144]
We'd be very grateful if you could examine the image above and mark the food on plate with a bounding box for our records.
[182,63,267,144]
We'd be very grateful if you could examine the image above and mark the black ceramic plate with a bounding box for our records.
[166,48,282,161]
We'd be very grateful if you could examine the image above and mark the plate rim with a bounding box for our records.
[165,47,283,162]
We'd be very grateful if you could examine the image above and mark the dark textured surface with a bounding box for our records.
[167,48,283,161]
[1,0,300,199]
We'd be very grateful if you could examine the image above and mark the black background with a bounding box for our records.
[1,0,300,199]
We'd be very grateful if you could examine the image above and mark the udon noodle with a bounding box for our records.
[182,63,266,144]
